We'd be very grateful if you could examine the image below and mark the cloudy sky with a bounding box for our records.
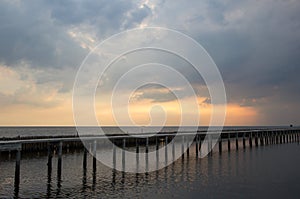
[0,0,299,126]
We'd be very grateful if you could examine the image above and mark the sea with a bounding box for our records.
[0,126,299,198]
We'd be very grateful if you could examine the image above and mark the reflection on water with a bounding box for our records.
[1,142,300,198]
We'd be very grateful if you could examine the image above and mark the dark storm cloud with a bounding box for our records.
[0,0,152,68]
[0,1,87,68]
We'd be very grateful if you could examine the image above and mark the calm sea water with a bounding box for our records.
[0,135,299,198]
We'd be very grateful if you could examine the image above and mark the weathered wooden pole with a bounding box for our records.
[255,133,258,147]
[249,132,253,148]
[243,133,246,148]
[145,137,149,172]
[57,141,63,179]
[186,136,190,157]
[93,140,97,173]
[181,136,185,159]
[136,138,139,171]
[172,137,175,161]
[83,147,87,170]
[235,133,239,150]
[113,141,116,170]
[260,132,264,146]
[165,136,168,165]
[195,134,199,157]
[156,137,159,169]
[219,136,222,153]
[14,148,21,196]
[122,138,125,172]
[227,133,231,151]
[47,143,53,175]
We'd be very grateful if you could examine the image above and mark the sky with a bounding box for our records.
[0,0,299,126]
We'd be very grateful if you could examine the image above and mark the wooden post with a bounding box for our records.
[195,134,199,157]
[235,133,239,150]
[186,136,190,157]
[165,136,168,165]
[260,132,264,146]
[156,137,159,169]
[83,147,87,171]
[243,133,246,149]
[227,133,231,151]
[14,149,21,196]
[57,141,63,179]
[93,140,97,173]
[249,132,253,148]
[145,137,149,172]
[136,138,139,171]
[172,138,175,161]
[255,133,258,147]
[181,136,185,159]
[113,141,116,170]
[47,143,53,175]
[219,137,222,153]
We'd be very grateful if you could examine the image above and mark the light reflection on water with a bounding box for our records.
[0,142,300,198]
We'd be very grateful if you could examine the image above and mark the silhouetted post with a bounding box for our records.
[122,139,125,172]
[199,134,202,151]
[172,138,175,161]
[235,133,239,150]
[249,132,253,148]
[165,136,168,165]
[145,137,149,172]
[218,136,222,153]
[136,138,139,171]
[255,133,258,147]
[156,137,159,169]
[195,135,199,157]
[14,148,21,195]
[243,133,246,148]
[260,133,264,146]
[93,140,97,173]
[57,141,63,179]
[47,143,53,175]
[186,136,190,157]
[181,136,185,159]
[113,141,116,170]
[227,133,231,151]
[83,147,87,170]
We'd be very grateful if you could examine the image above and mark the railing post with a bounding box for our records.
[122,138,125,172]
[172,137,175,161]
[83,147,87,171]
[113,140,116,170]
[219,136,222,153]
[136,138,139,172]
[57,141,63,179]
[186,135,190,157]
[181,136,185,159]
[227,133,231,151]
[243,133,246,149]
[165,136,168,165]
[235,133,239,150]
[145,137,149,172]
[14,148,21,196]
[255,133,258,147]
[93,140,97,173]
[195,134,199,157]
[249,132,253,148]
[156,136,159,169]
[47,143,53,175]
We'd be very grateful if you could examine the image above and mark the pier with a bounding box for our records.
[0,128,299,197]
